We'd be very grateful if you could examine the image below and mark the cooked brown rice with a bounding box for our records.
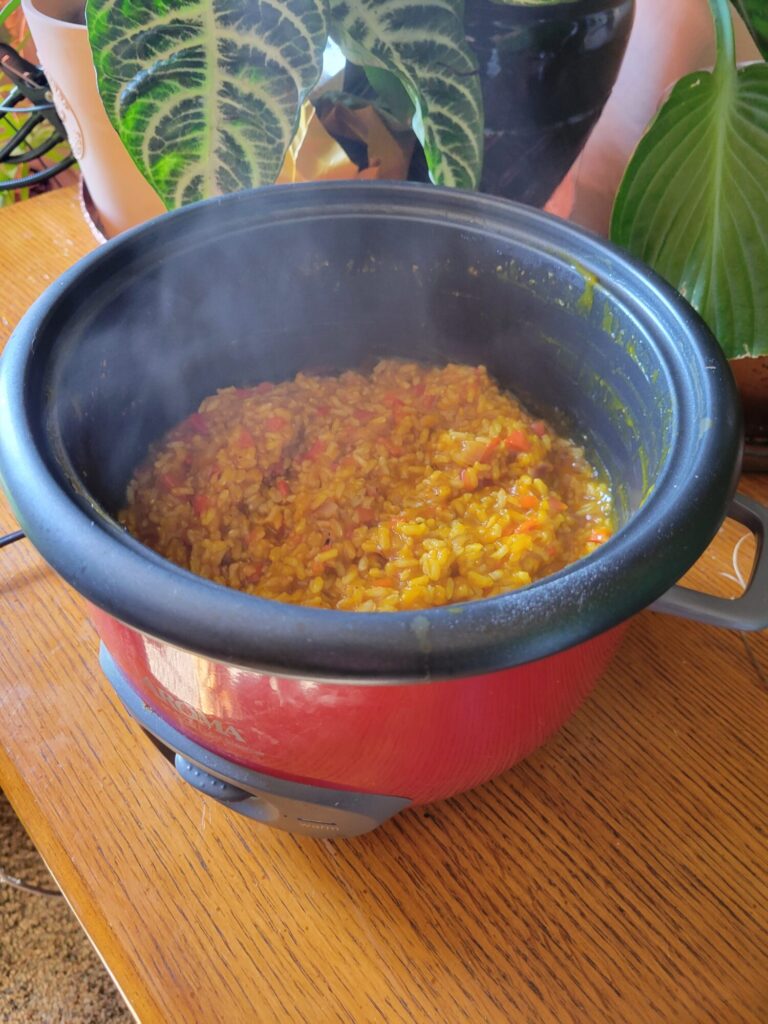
[119,360,614,611]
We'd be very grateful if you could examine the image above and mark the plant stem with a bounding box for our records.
[708,0,737,81]
[0,0,21,26]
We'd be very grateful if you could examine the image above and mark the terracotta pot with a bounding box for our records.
[22,0,165,237]
[730,357,768,470]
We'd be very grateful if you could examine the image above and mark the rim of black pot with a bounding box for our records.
[0,182,741,684]
[465,0,632,20]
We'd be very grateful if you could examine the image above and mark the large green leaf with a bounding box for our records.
[329,0,483,189]
[86,0,329,208]
[610,58,768,358]
[731,0,768,60]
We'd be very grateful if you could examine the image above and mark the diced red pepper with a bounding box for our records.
[316,404,330,416]
[160,472,181,491]
[531,420,548,437]
[305,439,326,461]
[192,494,211,516]
[179,411,209,436]
[264,415,288,431]
[480,436,501,462]
[357,506,375,524]
[505,430,531,453]
[236,427,255,449]
[277,479,290,497]
[245,562,264,583]
[518,494,539,510]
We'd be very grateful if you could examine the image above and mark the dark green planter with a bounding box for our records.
[465,0,635,206]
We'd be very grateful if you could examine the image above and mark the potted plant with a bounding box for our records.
[0,0,77,200]
[20,0,633,233]
[608,0,768,463]
[20,0,166,235]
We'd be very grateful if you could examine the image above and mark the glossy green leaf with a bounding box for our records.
[363,66,414,125]
[86,0,329,208]
[329,0,483,188]
[611,61,768,359]
[731,0,768,60]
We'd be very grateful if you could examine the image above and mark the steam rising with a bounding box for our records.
[46,188,668,528]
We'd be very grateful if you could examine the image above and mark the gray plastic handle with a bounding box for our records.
[652,492,768,632]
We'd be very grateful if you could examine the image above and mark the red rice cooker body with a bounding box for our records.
[93,607,625,803]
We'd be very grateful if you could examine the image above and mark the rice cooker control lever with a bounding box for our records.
[99,644,411,838]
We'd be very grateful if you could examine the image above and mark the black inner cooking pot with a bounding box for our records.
[0,183,741,680]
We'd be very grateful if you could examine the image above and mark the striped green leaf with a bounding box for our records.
[86,0,329,208]
[329,0,483,189]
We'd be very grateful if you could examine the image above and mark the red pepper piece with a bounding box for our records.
[160,472,182,491]
[264,415,288,431]
[185,412,209,434]
[192,494,211,516]
[480,436,501,462]
[505,430,532,453]
[236,427,255,449]
[305,440,326,461]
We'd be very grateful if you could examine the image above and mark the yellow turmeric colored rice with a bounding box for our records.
[119,361,614,611]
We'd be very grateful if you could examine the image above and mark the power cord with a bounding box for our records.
[0,530,25,548]
[0,529,58,898]
[0,868,62,898]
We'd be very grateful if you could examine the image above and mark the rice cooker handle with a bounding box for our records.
[651,492,768,632]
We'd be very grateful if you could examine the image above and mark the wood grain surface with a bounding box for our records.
[0,189,766,1024]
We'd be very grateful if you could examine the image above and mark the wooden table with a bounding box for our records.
[0,188,766,1024]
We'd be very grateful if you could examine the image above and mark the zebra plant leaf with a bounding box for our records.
[86,0,329,208]
[329,0,483,189]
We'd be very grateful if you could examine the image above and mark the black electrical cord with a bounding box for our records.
[0,525,60,898]
[0,868,62,897]
[0,530,24,548]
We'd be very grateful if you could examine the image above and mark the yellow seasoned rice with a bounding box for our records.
[119,361,614,611]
